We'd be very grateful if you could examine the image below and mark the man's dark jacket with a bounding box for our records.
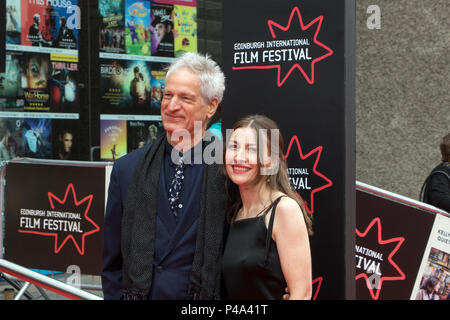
[424,162,450,212]
[101,135,227,300]
[102,144,148,300]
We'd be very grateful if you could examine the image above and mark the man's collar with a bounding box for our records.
[165,138,203,167]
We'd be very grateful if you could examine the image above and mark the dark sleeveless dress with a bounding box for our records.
[222,196,287,300]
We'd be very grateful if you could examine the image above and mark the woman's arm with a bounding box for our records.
[271,197,312,300]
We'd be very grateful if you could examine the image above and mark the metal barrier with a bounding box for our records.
[0,258,103,300]
[1,163,444,300]
[356,181,450,217]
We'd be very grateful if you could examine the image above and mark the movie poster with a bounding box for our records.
[6,0,21,45]
[100,119,127,161]
[49,55,79,112]
[150,62,166,110]
[127,119,163,153]
[411,214,450,300]
[21,52,51,112]
[22,117,52,159]
[0,117,23,161]
[173,5,197,57]
[125,0,151,56]
[21,0,53,47]
[100,59,129,108]
[51,0,79,50]
[0,52,24,109]
[99,0,125,54]
[52,118,79,160]
[151,3,174,57]
[100,59,151,109]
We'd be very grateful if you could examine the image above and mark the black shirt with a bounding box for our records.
[163,139,204,223]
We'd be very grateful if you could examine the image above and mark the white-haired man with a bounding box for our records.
[102,52,227,300]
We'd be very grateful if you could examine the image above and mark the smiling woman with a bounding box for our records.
[222,114,313,300]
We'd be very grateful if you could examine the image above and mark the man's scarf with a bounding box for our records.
[121,134,227,299]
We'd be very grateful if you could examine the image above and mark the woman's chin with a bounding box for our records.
[228,173,258,188]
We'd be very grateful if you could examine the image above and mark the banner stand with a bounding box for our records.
[0,158,112,299]
[223,0,356,299]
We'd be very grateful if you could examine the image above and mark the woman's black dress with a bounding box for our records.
[222,196,287,299]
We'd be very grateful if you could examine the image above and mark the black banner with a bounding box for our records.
[223,0,355,299]
[356,187,436,299]
[4,162,106,275]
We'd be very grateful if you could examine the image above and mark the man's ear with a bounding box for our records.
[206,97,219,120]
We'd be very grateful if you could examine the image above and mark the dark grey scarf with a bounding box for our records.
[121,134,227,300]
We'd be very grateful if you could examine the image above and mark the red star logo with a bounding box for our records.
[18,184,100,255]
[355,217,406,300]
[312,276,323,300]
[285,135,333,215]
[233,6,333,86]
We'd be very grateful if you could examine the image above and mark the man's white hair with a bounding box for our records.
[165,52,226,103]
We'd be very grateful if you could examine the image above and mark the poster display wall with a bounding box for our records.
[0,0,81,161]
[97,0,198,161]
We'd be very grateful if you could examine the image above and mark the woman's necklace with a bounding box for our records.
[238,201,272,220]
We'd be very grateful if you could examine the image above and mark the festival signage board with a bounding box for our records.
[222,0,355,299]
[356,183,450,300]
[3,161,107,275]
